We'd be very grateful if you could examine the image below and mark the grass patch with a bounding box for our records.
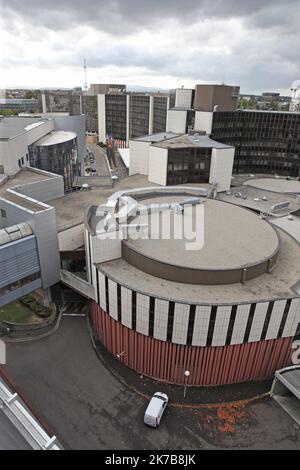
[0,301,34,324]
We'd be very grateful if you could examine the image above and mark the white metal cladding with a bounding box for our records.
[121,286,132,328]
[282,298,300,337]
[248,302,269,342]
[135,293,150,335]
[153,299,169,341]
[0,236,40,288]
[212,305,232,346]
[266,300,287,340]
[98,271,106,311]
[172,303,190,345]
[192,305,211,346]
[95,270,300,346]
[230,304,251,345]
[108,279,118,320]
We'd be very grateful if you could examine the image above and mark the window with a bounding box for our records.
[0,208,7,218]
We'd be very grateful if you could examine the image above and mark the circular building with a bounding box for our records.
[85,186,300,386]
[29,130,78,191]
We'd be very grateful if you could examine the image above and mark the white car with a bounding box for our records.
[144,392,169,428]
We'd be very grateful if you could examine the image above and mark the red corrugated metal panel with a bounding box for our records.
[92,303,294,386]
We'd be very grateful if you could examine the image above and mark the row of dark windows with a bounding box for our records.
[0,271,41,297]
[212,111,300,177]
[167,148,212,185]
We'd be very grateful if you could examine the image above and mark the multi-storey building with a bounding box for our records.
[0,115,83,190]
[40,87,171,143]
[211,110,300,177]
[98,93,170,143]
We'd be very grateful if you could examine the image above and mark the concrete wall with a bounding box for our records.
[97,94,106,143]
[166,109,187,134]
[58,224,84,251]
[0,119,54,176]
[195,111,213,134]
[175,89,193,108]
[209,147,235,192]
[0,197,33,229]
[32,207,61,288]
[60,269,95,300]
[148,146,168,185]
[129,140,150,176]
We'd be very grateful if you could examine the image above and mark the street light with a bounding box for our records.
[183,370,190,398]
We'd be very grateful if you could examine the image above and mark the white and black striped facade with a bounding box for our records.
[85,188,300,386]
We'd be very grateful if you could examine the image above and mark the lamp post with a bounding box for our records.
[183,370,190,399]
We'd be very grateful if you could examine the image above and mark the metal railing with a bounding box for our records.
[0,377,62,450]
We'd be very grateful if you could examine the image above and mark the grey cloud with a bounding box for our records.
[2,0,300,33]
[1,0,300,93]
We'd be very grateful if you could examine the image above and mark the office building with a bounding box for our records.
[128,132,235,191]
[211,110,300,177]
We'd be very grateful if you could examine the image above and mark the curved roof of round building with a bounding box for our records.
[32,130,77,146]
[0,222,33,246]
[123,196,280,285]
[86,186,300,302]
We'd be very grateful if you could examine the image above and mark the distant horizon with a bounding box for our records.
[1,82,293,97]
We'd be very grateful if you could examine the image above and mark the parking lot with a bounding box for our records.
[1,316,300,450]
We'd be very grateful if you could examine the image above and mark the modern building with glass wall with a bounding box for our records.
[211,110,300,177]
[29,131,78,191]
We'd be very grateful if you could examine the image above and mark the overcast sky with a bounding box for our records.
[1,0,299,94]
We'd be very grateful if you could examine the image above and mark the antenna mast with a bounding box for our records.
[84,58,88,94]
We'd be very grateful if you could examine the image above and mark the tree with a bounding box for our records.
[238,97,258,110]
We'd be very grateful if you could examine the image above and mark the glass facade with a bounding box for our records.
[105,94,127,140]
[129,95,150,138]
[212,111,300,176]
[29,137,78,191]
[153,96,168,133]
[166,147,212,185]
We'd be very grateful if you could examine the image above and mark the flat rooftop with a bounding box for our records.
[51,174,158,230]
[0,168,53,197]
[218,185,300,215]
[244,177,300,194]
[98,227,300,304]
[0,116,49,140]
[133,132,178,142]
[124,197,279,271]
[152,134,234,149]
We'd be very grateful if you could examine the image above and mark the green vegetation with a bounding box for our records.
[238,97,259,110]
[0,109,19,116]
[21,294,51,318]
[0,295,51,326]
[24,90,39,99]
[0,301,34,324]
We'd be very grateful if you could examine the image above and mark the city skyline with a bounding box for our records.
[1,0,300,95]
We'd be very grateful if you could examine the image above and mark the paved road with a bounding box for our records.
[0,411,31,450]
[87,144,110,177]
[1,317,300,450]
